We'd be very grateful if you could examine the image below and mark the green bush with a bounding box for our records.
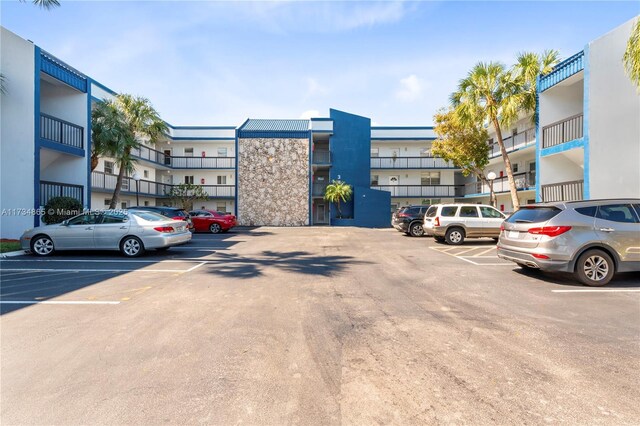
[43,197,83,224]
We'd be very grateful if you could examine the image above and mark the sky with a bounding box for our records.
[2,1,638,126]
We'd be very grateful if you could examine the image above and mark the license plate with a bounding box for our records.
[508,230,519,239]
[177,226,184,232]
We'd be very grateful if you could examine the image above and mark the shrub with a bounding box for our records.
[43,196,83,224]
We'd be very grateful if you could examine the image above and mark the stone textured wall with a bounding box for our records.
[238,138,309,226]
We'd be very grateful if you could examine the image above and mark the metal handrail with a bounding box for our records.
[542,114,584,148]
[40,113,84,149]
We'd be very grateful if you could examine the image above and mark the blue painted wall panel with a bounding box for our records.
[329,109,390,227]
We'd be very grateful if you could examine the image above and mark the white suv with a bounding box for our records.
[423,203,507,245]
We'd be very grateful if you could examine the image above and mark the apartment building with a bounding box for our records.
[460,114,537,212]
[537,17,640,202]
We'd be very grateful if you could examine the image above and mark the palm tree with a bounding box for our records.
[452,62,523,210]
[512,50,560,123]
[91,95,168,209]
[324,180,353,218]
[623,18,640,91]
[20,0,60,9]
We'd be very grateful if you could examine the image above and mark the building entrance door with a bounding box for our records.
[315,203,327,224]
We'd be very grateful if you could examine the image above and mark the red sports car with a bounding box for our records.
[189,210,237,233]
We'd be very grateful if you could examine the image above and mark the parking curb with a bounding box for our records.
[0,250,27,259]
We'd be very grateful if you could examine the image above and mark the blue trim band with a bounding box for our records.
[39,140,86,157]
[371,137,436,141]
[540,138,584,157]
[169,137,235,141]
[583,44,590,200]
[34,47,42,226]
[372,126,434,130]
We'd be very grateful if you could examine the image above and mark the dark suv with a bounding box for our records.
[392,205,428,237]
[127,206,194,230]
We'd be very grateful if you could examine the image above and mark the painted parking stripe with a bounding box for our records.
[0,300,120,305]
[472,247,498,257]
[1,268,194,273]
[551,289,640,293]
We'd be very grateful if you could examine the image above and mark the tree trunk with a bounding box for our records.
[90,154,99,172]
[336,201,342,218]
[492,118,520,211]
[109,159,127,209]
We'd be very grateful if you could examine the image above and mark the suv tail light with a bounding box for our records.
[398,213,409,218]
[154,226,175,233]
[500,224,505,232]
[434,217,440,226]
[528,226,571,237]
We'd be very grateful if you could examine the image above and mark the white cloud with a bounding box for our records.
[306,77,327,97]
[300,110,321,120]
[395,74,424,102]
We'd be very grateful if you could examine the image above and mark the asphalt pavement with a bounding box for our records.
[1,227,639,424]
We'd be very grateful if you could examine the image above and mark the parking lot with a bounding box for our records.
[1,227,639,424]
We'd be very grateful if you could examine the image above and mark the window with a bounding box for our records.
[512,128,518,136]
[480,206,505,218]
[101,212,128,224]
[68,213,101,225]
[426,206,437,218]
[421,171,440,185]
[184,148,194,157]
[420,148,431,157]
[459,206,479,217]
[121,201,127,209]
[406,207,421,215]
[217,176,227,185]
[371,175,379,186]
[104,161,114,175]
[217,147,228,157]
[441,206,458,217]
[144,201,150,206]
[104,199,111,206]
[143,170,149,178]
[185,176,194,184]
[596,204,638,223]
[371,148,379,158]
[512,162,519,173]
[506,207,562,224]
[216,202,227,212]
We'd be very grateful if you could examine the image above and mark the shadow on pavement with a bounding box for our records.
[512,267,640,288]
[205,250,370,279]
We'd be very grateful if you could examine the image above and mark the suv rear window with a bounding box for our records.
[405,207,421,215]
[441,206,458,217]
[425,206,437,218]
[506,207,561,224]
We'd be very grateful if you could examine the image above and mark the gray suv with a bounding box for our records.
[497,199,640,286]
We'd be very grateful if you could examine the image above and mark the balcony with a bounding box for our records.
[488,128,535,158]
[542,114,584,149]
[40,181,84,207]
[539,50,584,93]
[370,156,454,169]
[91,171,235,198]
[465,172,535,196]
[312,151,331,165]
[371,185,459,198]
[541,180,584,202]
[40,113,84,150]
[312,183,328,197]
[130,145,236,169]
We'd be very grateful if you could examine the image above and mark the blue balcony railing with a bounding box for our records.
[40,114,84,149]
[539,51,584,92]
[39,181,84,207]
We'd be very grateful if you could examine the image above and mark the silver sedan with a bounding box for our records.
[20,210,192,257]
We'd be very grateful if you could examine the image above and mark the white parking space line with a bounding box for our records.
[0,259,210,263]
[1,268,194,273]
[185,262,207,272]
[472,247,498,257]
[0,300,120,305]
[452,247,482,256]
[551,289,640,293]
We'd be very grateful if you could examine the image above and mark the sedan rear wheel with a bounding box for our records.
[120,236,144,257]
[209,223,222,234]
[576,249,614,286]
[31,235,54,256]
[409,222,424,237]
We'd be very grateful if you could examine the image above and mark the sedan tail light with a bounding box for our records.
[528,226,572,237]
[154,226,175,233]
[171,216,185,221]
